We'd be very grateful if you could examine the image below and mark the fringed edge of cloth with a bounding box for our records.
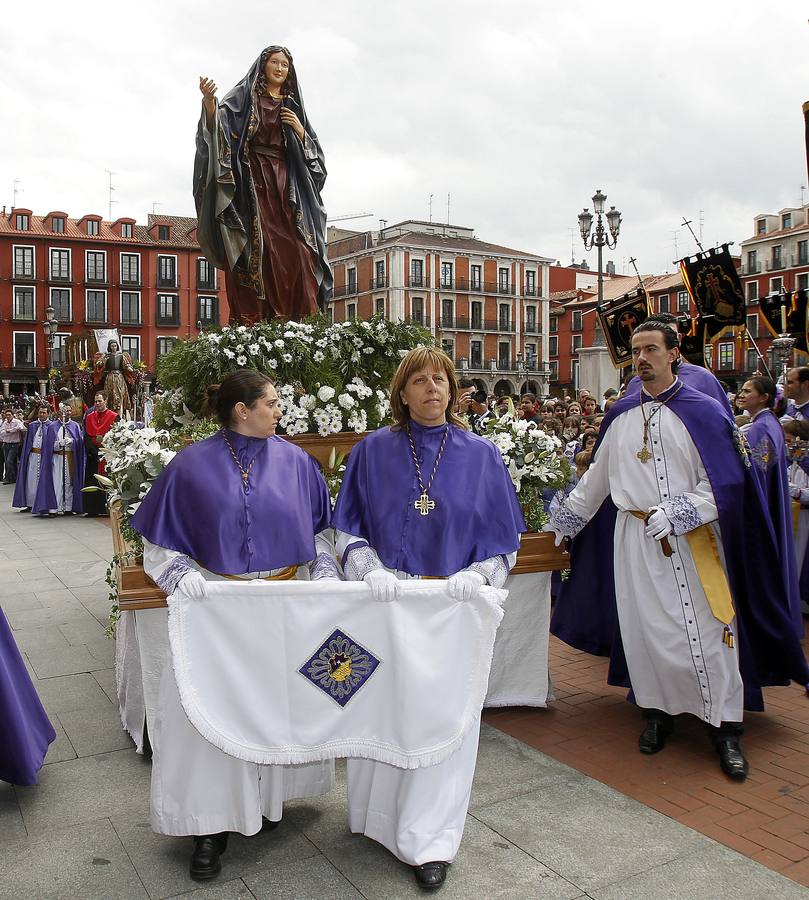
[167,582,506,769]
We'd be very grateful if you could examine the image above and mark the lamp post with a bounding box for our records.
[577,189,622,308]
[42,304,58,395]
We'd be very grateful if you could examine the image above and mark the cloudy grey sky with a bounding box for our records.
[2,1,807,275]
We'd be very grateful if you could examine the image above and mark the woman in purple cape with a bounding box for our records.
[332,347,525,890]
[0,607,56,785]
[130,370,340,882]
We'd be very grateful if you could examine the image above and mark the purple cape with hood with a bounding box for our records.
[12,420,49,510]
[626,360,731,411]
[130,430,331,574]
[0,607,55,784]
[744,410,803,640]
[33,419,85,515]
[332,421,526,576]
[551,380,809,711]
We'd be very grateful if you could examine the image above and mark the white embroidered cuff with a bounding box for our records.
[467,555,509,589]
[549,504,588,539]
[344,545,385,582]
[659,495,701,535]
[310,553,342,581]
[157,555,194,595]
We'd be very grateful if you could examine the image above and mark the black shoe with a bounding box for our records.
[189,832,228,881]
[414,862,448,890]
[260,816,280,832]
[638,717,672,754]
[19,507,30,513]
[715,738,749,780]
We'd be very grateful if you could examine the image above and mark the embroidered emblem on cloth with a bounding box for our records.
[732,426,751,468]
[750,437,773,471]
[660,495,701,535]
[299,628,381,707]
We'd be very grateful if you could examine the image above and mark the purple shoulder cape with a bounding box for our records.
[33,420,85,515]
[626,361,731,411]
[130,430,331,574]
[0,607,55,784]
[332,421,526,577]
[552,382,809,711]
[744,411,803,640]
[12,421,46,509]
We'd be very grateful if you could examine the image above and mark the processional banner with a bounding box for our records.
[679,245,745,330]
[168,580,505,769]
[597,287,653,368]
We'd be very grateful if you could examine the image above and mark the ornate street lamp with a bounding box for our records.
[42,304,58,395]
[578,188,622,308]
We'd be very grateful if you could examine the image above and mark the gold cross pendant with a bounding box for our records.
[636,445,652,464]
[414,492,435,516]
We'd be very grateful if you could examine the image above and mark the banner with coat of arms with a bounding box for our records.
[679,245,745,328]
[597,288,653,368]
[167,580,505,769]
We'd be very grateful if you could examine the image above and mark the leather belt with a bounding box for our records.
[628,509,673,557]
[194,562,298,581]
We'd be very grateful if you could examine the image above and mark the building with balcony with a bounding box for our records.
[327,219,554,395]
[0,208,228,395]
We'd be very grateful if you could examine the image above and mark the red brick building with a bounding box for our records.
[0,208,228,395]
[327,220,554,396]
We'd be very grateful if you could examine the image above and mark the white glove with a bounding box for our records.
[363,568,401,602]
[542,522,565,547]
[176,569,207,599]
[447,570,486,602]
[789,483,803,501]
[645,507,673,541]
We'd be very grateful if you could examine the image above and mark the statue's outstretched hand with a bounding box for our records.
[199,76,217,122]
[280,107,305,142]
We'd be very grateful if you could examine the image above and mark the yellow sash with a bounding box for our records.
[194,563,298,581]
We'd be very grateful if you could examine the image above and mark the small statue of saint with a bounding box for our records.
[93,340,135,417]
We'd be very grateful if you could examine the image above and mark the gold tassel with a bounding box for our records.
[722,625,735,649]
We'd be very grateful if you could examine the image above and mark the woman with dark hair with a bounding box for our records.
[332,347,525,890]
[130,369,339,881]
[195,46,332,322]
[734,376,802,638]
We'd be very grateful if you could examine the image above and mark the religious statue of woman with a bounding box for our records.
[93,339,135,416]
[194,46,332,323]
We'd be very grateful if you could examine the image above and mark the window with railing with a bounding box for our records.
[718,342,735,371]
[85,290,107,322]
[347,267,357,294]
[122,336,140,361]
[526,306,537,332]
[572,310,582,331]
[157,337,178,357]
[50,288,71,321]
[86,251,106,282]
[158,255,177,287]
[121,292,141,324]
[375,297,385,316]
[51,334,70,369]
[374,260,385,288]
[498,303,510,331]
[525,271,537,296]
[121,253,141,284]
[747,250,757,273]
[13,287,35,320]
[14,246,34,278]
[772,245,783,269]
[470,264,482,290]
[471,340,482,368]
[441,262,453,289]
[410,259,424,287]
[52,333,68,367]
[746,313,758,338]
[798,240,808,266]
[157,293,179,325]
[471,301,482,330]
[498,343,510,368]
[746,281,758,303]
[525,343,537,370]
[441,298,454,327]
[14,332,35,367]
[411,297,424,324]
[498,267,510,293]
[196,257,215,288]
[49,248,70,280]
[197,296,218,326]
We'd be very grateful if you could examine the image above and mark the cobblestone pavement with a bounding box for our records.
[0,486,806,899]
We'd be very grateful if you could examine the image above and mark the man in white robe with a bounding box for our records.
[548,322,751,777]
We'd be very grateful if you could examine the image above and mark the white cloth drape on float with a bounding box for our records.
[167,579,505,769]
[485,571,554,708]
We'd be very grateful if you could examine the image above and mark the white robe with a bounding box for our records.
[334,529,516,866]
[556,390,743,727]
[50,424,74,513]
[788,459,809,570]
[23,425,45,507]
[142,540,335,836]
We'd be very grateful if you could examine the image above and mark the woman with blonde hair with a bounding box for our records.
[332,346,525,889]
